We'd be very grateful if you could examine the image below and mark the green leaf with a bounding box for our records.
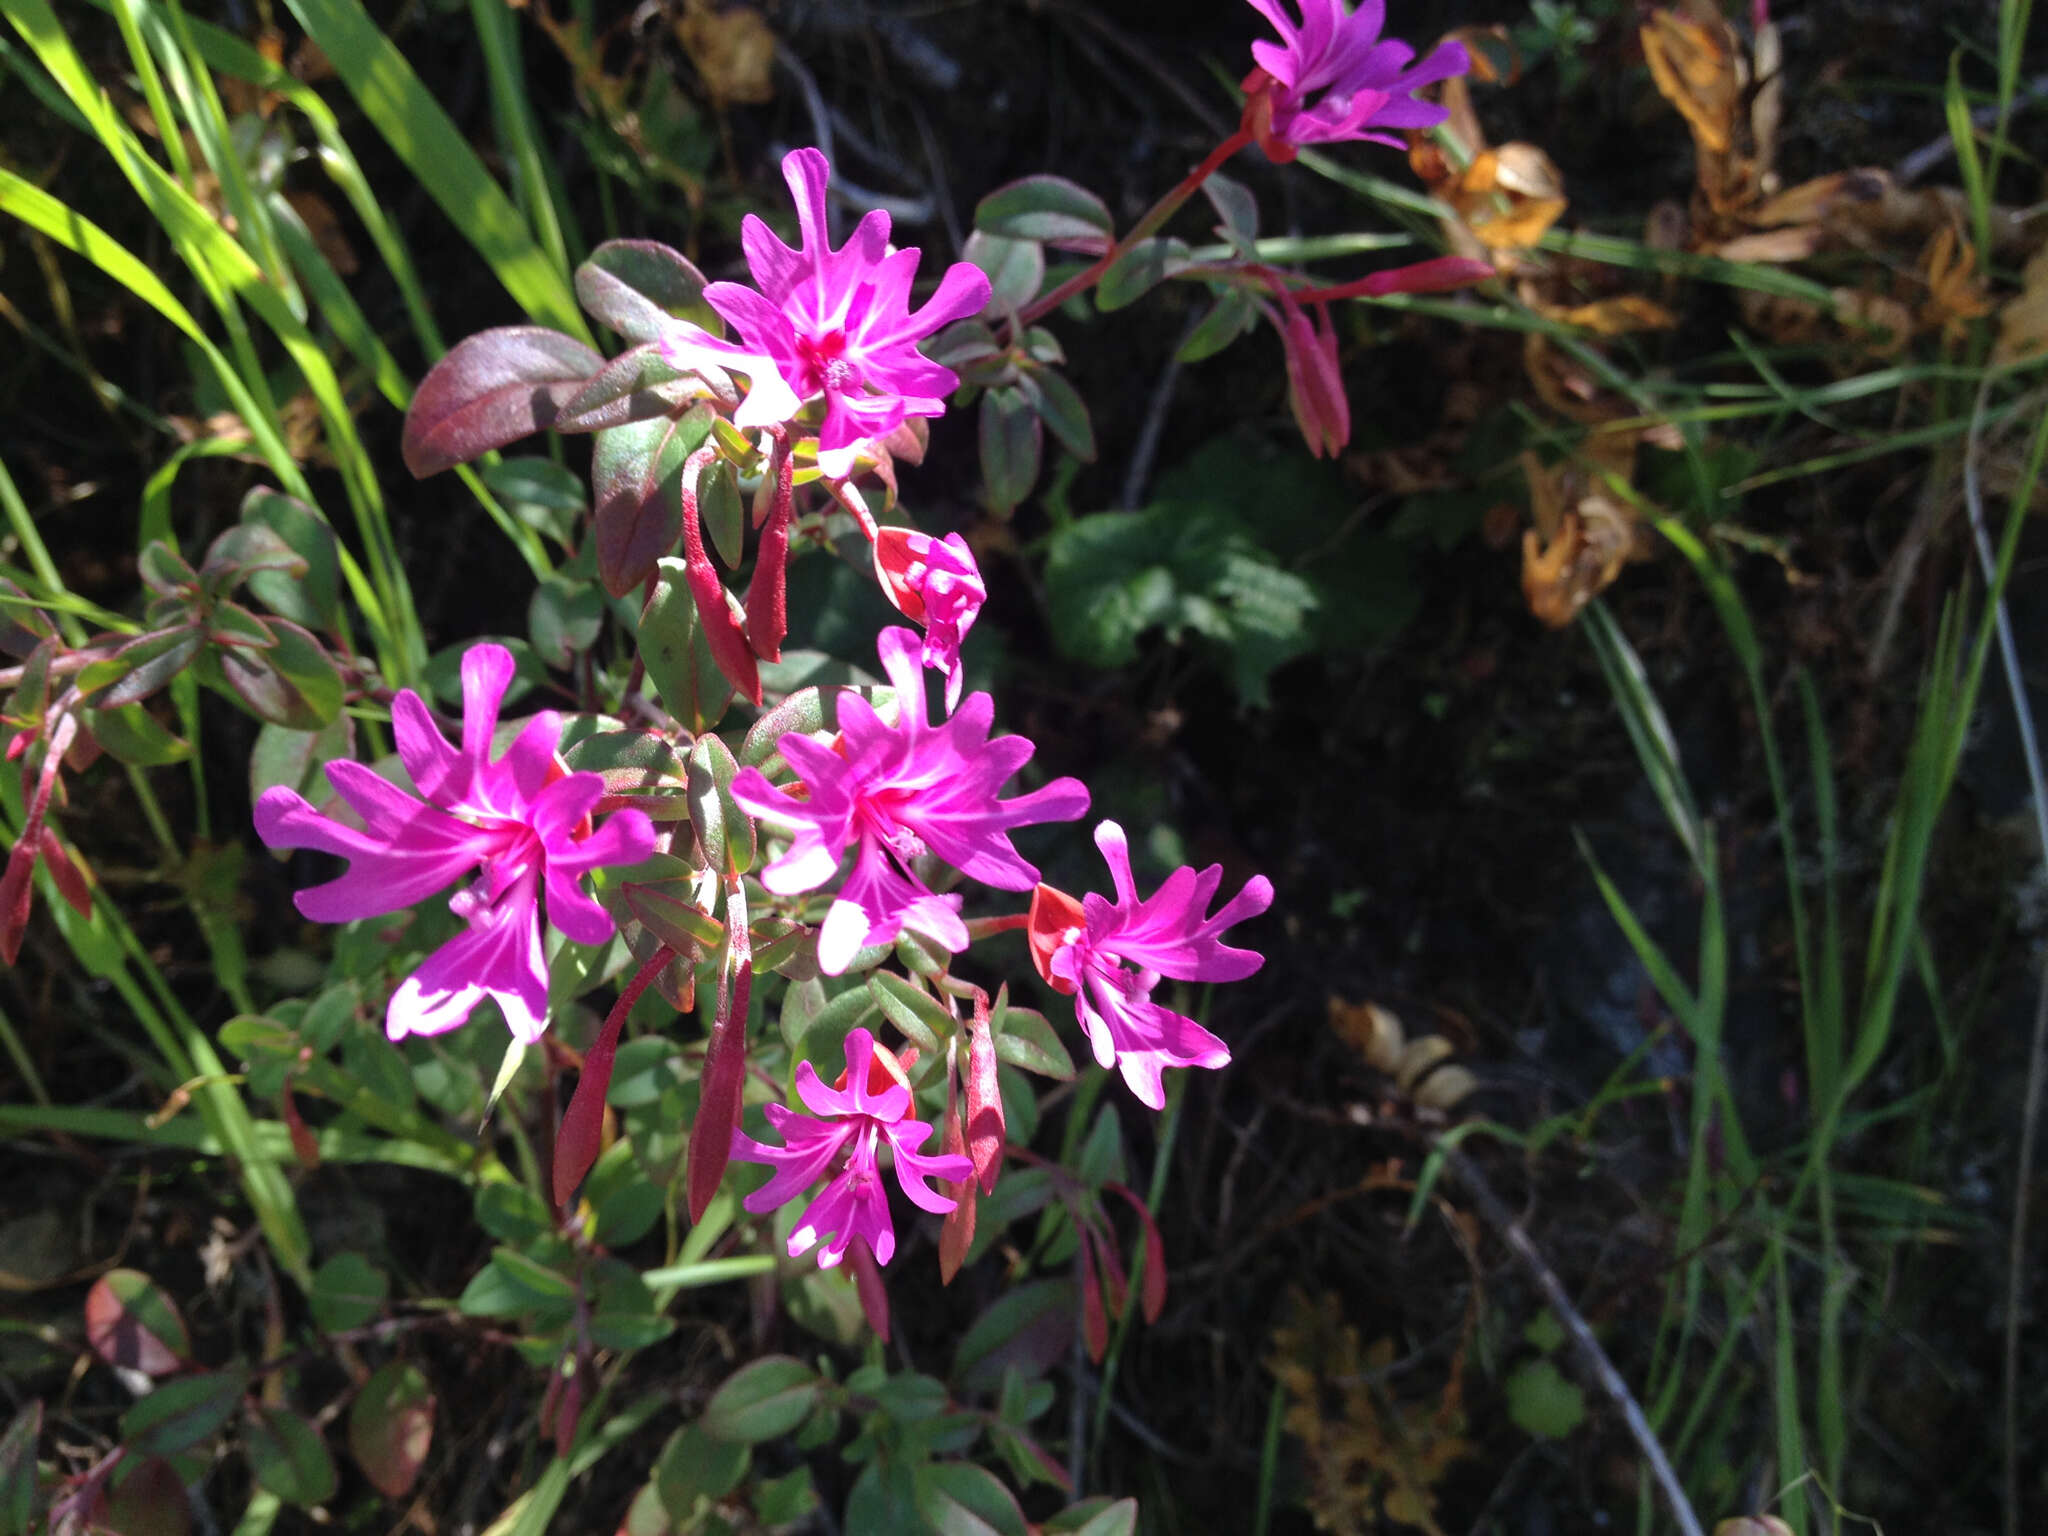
[952,1280,1074,1393]
[1176,289,1259,363]
[1023,368,1095,462]
[85,703,189,767]
[591,405,714,597]
[700,458,744,570]
[916,1463,1029,1536]
[475,1181,553,1244]
[1095,238,1191,311]
[655,1424,749,1519]
[247,713,353,806]
[488,1246,577,1301]
[119,1369,247,1458]
[238,489,342,633]
[990,1003,1074,1080]
[700,1356,820,1444]
[867,971,953,1054]
[242,1403,338,1507]
[965,231,1044,315]
[975,175,1114,244]
[309,1252,387,1333]
[641,557,733,734]
[0,1401,38,1536]
[215,619,345,728]
[528,574,605,668]
[1040,1497,1139,1535]
[482,459,587,545]
[686,734,753,875]
[980,387,1041,516]
[1505,1358,1586,1440]
[563,731,692,819]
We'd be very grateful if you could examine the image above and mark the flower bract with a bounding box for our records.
[730,627,1087,975]
[730,1027,971,1268]
[254,644,655,1042]
[1029,820,1273,1109]
[871,527,987,711]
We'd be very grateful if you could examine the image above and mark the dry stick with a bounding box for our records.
[1436,1142,1707,1536]
[1959,371,2048,1536]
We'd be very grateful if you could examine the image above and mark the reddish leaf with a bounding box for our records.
[278,1084,320,1169]
[849,1237,891,1343]
[1078,1230,1108,1363]
[687,955,751,1223]
[1091,1215,1129,1319]
[97,1456,191,1536]
[556,951,669,1207]
[676,453,762,704]
[402,327,604,477]
[966,998,1004,1196]
[84,1270,190,1376]
[0,838,37,967]
[594,405,725,599]
[348,1361,435,1500]
[742,452,794,663]
[1107,1182,1168,1323]
[937,1100,976,1285]
[38,827,91,919]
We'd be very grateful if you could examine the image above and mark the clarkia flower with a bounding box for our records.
[1241,0,1470,158]
[871,526,986,712]
[1028,821,1273,1110]
[730,626,1087,975]
[660,148,991,477]
[731,1027,972,1268]
[255,645,655,1042]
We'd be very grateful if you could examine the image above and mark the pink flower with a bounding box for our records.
[255,645,655,1042]
[1241,0,1469,158]
[659,148,991,477]
[730,627,1087,975]
[730,1027,971,1268]
[1028,821,1273,1110]
[871,527,986,712]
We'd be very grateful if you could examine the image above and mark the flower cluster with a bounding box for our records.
[256,0,1487,1284]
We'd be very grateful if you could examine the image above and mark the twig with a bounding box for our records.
[1893,71,2048,185]
[1436,1142,1707,1536]
[1959,366,2048,1536]
[1121,315,1195,508]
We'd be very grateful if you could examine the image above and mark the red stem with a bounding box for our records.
[678,444,762,704]
[743,440,795,663]
[1015,127,1253,328]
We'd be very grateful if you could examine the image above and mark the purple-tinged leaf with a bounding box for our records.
[402,327,605,477]
[592,405,714,597]
[552,343,708,433]
[1019,367,1095,462]
[201,523,304,592]
[979,387,1040,517]
[622,882,723,954]
[975,176,1113,246]
[118,1368,246,1458]
[85,1270,190,1376]
[239,489,342,634]
[214,620,343,730]
[1095,237,1192,312]
[97,1456,192,1536]
[349,1361,435,1500]
[138,542,199,597]
[242,1402,337,1507]
[562,731,691,819]
[79,628,204,709]
[575,240,717,346]
[965,232,1044,318]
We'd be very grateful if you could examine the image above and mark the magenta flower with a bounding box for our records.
[730,626,1087,976]
[731,1027,972,1268]
[1271,291,1350,458]
[1028,821,1273,1110]
[659,148,991,477]
[254,645,655,1043]
[1241,0,1469,156]
[871,526,986,712]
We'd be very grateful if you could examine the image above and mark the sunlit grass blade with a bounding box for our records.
[1583,600,1706,875]
[280,0,591,343]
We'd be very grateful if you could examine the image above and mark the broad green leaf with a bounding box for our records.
[975,176,1114,244]
[85,1270,189,1375]
[1095,238,1191,311]
[309,1252,387,1333]
[563,731,691,819]
[641,557,733,734]
[916,1463,1030,1536]
[980,387,1040,516]
[348,1361,434,1499]
[242,1403,338,1506]
[119,1368,246,1458]
[700,1356,820,1444]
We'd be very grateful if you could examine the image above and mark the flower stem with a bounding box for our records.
[1016,128,1253,328]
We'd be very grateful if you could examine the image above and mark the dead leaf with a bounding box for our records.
[1993,245,2048,366]
[676,0,776,107]
[1541,294,1680,335]
[1641,4,1740,157]
[1520,448,1652,629]
[1329,997,1406,1073]
[1456,144,1568,252]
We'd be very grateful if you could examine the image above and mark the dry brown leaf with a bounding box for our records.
[1746,169,1887,230]
[1921,226,1993,333]
[1329,997,1406,1074]
[1640,4,1741,156]
[676,0,777,107]
[1993,246,2048,367]
[1713,225,1825,263]
[1457,144,1568,251]
[1520,446,1652,628]
[1542,294,1680,335]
